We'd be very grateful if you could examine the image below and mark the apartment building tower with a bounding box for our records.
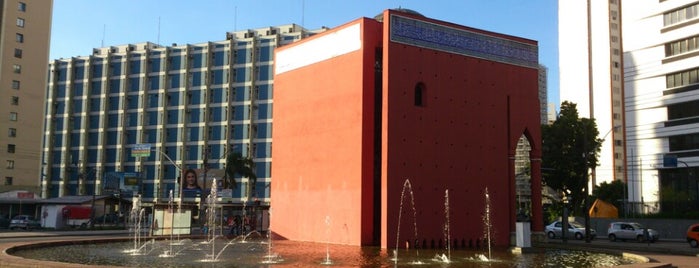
[42,25,325,202]
[559,1,627,196]
[0,0,53,193]
[623,0,699,214]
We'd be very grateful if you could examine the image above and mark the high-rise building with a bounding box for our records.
[559,1,627,194]
[0,0,53,193]
[623,0,699,215]
[42,25,326,204]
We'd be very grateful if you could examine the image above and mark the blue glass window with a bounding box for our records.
[127,112,138,126]
[257,65,272,80]
[88,149,98,163]
[109,79,121,94]
[149,76,160,90]
[126,130,137,144]
[168,92,181,106]
[107,114,119,128]
[130,60,141,74]
[233,105,245,120]
[212,51,227,66]
[187,145,200,160]
[72,116,82,129]
[73,82,85,96]
[148,111,159,125]
[234,67,249,82]
[256,123,271,139]
[191,72,204,86]
[129,77,140,92]
[54,118,64,131]
[105,148,117,162]
[167,110,179,124]
[232,123,248,139]
[254,142,271,158]
[88,132,99,146]
[210,107,224,122]
[53,134,63,147]
[108,97,120,110]
[146,129,158,143]
[209,144,224,159]
[169,56,182,70]
[189,108,201,123]
[211,70,224,85]
[149,94,159,108]
[126,96,138,109]
[92,64,103,77]
[259,46,273,62]
[150,58,161,73]
[106,131,118,145]
[55,100,66,114]
[56,85,66,98]
[257,103,271,119]
[188,90,202,104]
[166,127,178,143]
[70,133,80,147]
[57,67,68,81]
[74,66,86,80]
[255,162,271,178]
[235,48,249,64]
[191,53,205,68]
[209,126,224,140]
[90,99,102,112]
[91,81,102,95]
[169,74,181,88]
[234,87,249,102]
[189,127,201,141]
[72,99,84,113]
[111,62,122,76]
[211,88,225,103]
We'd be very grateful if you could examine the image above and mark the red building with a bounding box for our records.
[271,9,542,249]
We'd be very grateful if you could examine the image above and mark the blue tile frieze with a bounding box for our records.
[390,15,538,69]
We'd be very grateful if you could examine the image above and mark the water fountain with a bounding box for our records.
[483,187,493,261]
[8,183,642,267]
[393,179,421,265]
[320,215,333,265]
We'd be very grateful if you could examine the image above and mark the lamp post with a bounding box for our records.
[562,195,569,243]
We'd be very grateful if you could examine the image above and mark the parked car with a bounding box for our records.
[0,215,10,229]
[8,215,40,230]
[90,213,124,225]
[545,220,596,240]
[686,223,699,248]
[607,222,659,242]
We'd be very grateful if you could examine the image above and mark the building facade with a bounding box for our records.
[0,0,53,194]
[42,25,326,205]
[623,0,699,215]
[559,0,627,191]
[271,9,542,248]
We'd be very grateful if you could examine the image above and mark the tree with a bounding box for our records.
[223,152,257,196]
[591,180,626,211]
[542,101,602,216]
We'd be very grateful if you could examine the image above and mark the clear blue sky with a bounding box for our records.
[50,0,559,106]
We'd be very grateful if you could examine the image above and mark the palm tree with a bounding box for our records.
[224,152,257,196]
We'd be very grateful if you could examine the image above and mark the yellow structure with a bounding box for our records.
[589,199,618,218]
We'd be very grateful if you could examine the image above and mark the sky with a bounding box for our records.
[50,0,559,106]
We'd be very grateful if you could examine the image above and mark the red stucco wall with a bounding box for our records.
[272,9,541,249]
[271,18,383,246]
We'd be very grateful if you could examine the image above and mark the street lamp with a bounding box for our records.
[561,195,569,243]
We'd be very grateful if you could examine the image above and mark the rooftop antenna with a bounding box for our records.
[301,0,305,27]
[234,6,237,31]
[101,24,105,47]
[157,17,161,45]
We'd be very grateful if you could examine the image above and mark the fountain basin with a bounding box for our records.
[5,236,643,267]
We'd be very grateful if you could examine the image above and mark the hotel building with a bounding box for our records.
[42,25,326,204]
